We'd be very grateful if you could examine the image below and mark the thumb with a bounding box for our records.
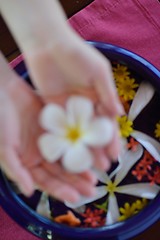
[0,92,34,196]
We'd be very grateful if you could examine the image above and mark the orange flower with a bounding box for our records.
[148,166,160,185]
[81,208,105,227]
[143,151,156,165]
[127,138,139,152]
[54,211,81,227]
[132,164,149,181]
[132,150,156,181]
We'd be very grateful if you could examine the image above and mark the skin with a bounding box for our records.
[0,0,123,202]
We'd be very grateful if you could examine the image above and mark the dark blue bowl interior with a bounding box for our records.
[0,41,160,240]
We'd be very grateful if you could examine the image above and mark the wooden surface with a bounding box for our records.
[0,0,160,239]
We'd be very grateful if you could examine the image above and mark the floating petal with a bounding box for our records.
[119,138,128,162]
[109,138,128,179]
[65,186,107,209]
[114,144,143,185]
[106,193,120,225]
[36,192,51,218]
[132,131,160,162]
[94,169,111,184]
[117,183,160,199]
[128,82,154,121]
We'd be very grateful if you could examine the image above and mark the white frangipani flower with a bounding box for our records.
[121,81,160,162]
[38,96,113,173]
[36,192,51,218]
[65,145,160,225]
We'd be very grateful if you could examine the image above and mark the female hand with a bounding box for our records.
[0,53,97,202]
[0,0,124,201]
[0,0,123,169]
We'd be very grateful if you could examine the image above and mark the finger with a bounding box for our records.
[41,162,97,197]
[30,165,81,203]
[79,171,97,184]
[94,60,124,116]
[51,39,124,117]
[42,88,98,106]
[0,147,34,196]
[42,161,97,184]
[0,90,34,196]
[96,103,120,161]
[92,148,111,171]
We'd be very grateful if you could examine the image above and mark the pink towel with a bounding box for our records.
[0,207,39,240]
[1,0,160,239]
[69,0,160,70]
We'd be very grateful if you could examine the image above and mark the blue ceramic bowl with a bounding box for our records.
[0,41,160,240]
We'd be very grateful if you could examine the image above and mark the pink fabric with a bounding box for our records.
[69,0,160,70]
[0,207,39,240]
[9,54,23,68]
[1,0,160,239]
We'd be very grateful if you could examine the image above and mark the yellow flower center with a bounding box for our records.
[106,181,117,194]
[117,115,133,138]
[66,126,82,143]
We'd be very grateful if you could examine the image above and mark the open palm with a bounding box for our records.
[0,65,97,203]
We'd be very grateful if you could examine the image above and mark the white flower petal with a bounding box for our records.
[38,133,70,162]
[36,192,51,218]
[117,183,160,199]
[128,82,154,121]
[118,138,128,163]
[132,131,160,162]
[39,103,66,134]
[109,138,128,179]
[94,169,111,184]
[65,186,107,209]
[66,96,94,126]
[62,144,93,173]
[74,205,86,214]
[114,144,143,185]
[106,193,120,225]
[83,117,114,147]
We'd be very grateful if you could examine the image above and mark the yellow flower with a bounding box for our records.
[134,198,148,210]
[118,202,137,221]
[155,121,160,140]
[118,198,148,221]
[117,115,133,138]
[117,77,139,101]
[113,64,130,83]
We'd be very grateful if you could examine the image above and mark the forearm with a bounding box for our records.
[0,0,70,53]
